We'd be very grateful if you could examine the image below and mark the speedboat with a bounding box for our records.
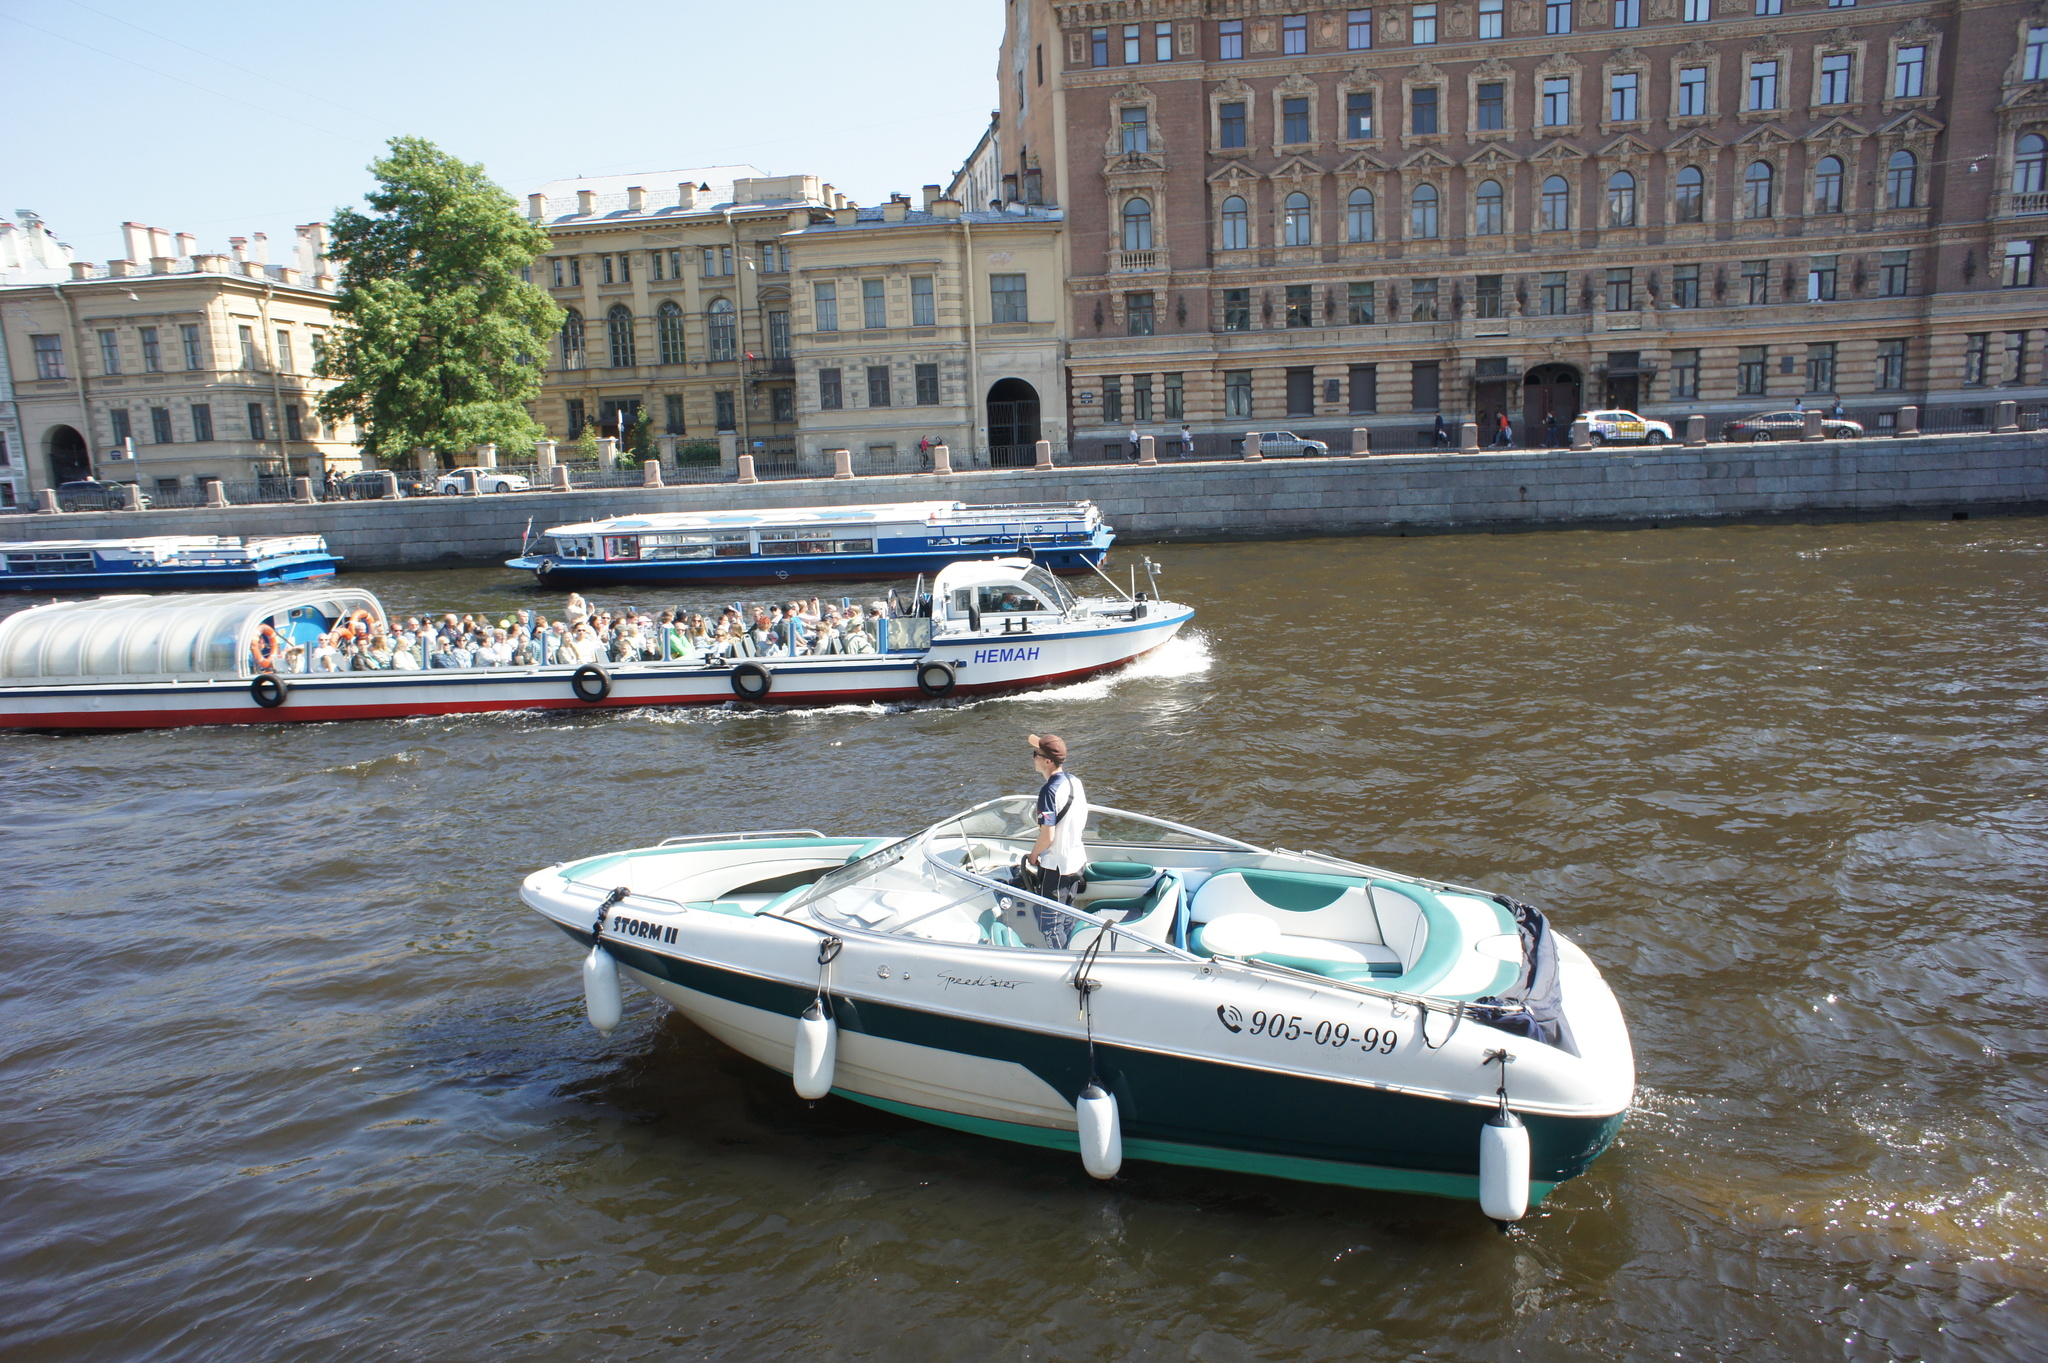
[0,534,339,591]
[521,797,1635,1220]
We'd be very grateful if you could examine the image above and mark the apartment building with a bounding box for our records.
[997,0,2048,442]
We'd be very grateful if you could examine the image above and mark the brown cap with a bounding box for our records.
[1028,733,1067,762]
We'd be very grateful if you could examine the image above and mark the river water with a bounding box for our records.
[2,519,2044,1361]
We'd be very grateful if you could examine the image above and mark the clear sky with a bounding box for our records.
[2,0,1007,265]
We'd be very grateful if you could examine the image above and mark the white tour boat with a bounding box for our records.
[523,798,1635,1219]
[0,559,1190,731]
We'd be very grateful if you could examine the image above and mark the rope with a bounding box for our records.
[813,934,842,1009]
[1071,923,1111,1085]
[593,885,629,937]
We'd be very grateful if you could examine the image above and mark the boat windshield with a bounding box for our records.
[1021,564,1076,611]
[779,834,916,917]
[936,794,1260,854]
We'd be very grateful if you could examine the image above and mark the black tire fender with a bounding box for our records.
[731,661,774,701]
[250,672,290,708]
[916,660,957,698]
[570,663,611,703]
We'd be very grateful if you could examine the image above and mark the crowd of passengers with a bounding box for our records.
[260,592,899,673]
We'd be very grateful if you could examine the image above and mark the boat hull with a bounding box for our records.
[0,556,341,592]
[506,542,1109,587]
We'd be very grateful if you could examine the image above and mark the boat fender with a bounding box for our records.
[916,660,957,699]
[1076,1083,1123,1179]
[582,944,623,1036]
[570,663,611,703]
[731,661,774,701]
[792,999,837,1100]
[1478,1095,1530,1223]
[250,672,291,708]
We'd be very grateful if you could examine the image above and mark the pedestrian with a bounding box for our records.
[1545,412,1560,448]
[323,466,339,500]
[1493,411,1513,448]
[1433,414,1449,446]
[1831,398,1845,420]
[1179,423,1194,458]
[919,435,932,464]
[1021,733,1089,947]
[1794,396,1804,413]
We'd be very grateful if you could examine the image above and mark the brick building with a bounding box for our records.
[997,0,2048,446]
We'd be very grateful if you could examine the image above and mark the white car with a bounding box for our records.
[1251,430,1331,457]
[1581,409,1675,446]
[436,467,531,495]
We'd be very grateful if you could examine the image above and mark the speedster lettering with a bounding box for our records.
[971,646,1041,664]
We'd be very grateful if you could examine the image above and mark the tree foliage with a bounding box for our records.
[316,137,562,465]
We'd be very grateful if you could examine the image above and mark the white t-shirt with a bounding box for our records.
[1035,771,1090,875]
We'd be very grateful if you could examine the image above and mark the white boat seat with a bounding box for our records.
[1189,869,1409,980]
[1068,873,1182,953]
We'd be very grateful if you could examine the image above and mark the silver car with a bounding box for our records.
[436,467,532,495]
[1251,430,1332,457]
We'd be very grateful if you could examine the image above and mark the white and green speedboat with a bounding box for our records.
[522,798,1634,1220]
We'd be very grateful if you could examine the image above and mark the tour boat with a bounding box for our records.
[505,501,1114,586]
[0,535,340,591]
[524,799,1635,1219]
[0,558,1190,731]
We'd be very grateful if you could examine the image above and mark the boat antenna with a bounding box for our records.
[519,515,535,557]
[1085,554,1134,602]
[1143,556,1161,600]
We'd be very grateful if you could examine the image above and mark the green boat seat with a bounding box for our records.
[1069,873,1183,953]
[976,907,1025,947]
[1087,860,1157,881]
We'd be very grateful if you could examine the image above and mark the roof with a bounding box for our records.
[792,204,1064,234]
[527,166,809,224]
[544,501,1098,537]
[0,586,383,683]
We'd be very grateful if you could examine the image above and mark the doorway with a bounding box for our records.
[987,378,1040,467]
[46,425,90,484]
[1522,364,1582,445]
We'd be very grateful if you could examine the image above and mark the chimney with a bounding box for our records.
[294,224,318,276]
[109,259,136,276]
[229,236,248,263]
[932,198,963,220]
[882,200,908,223]
[251,232,269,263]
[148,226,173,258]
[527,193,546,220]
[122,221,150,263]
[243,261,265,278]
[922,184,942,210]
[150,256,175,275]
[71,261,94,280]
[833,206,858,227]
[832,191,848,210]
[787,208,811,230]
[196,254,228,273]
[677,182,697,209]
[627,185,646,212]
[576,189,596,215]
[176,232,197,258]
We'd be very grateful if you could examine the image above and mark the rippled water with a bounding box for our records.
[3,519,2045,1361]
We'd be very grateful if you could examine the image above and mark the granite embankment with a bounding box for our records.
[6,432,2042,570]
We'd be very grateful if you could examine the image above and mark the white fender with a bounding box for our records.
[582,944,623,1036]
[1478,1106,1531,1222]
[1076,1083,1123,1180]
[793,1000,837,1100]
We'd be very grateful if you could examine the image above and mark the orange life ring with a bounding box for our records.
[251,624,283,670]
[348,609,375,635]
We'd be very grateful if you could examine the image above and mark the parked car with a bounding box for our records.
[338,470,429,499]
[1250,430,1331,457]
[1581,409,1676,446]
[435,467,532,495]
[55,479,151,511]
[1721,410,1865,442]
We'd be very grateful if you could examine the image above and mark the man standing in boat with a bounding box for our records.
[1023,733,1089,946]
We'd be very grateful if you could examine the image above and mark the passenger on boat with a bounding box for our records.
[428,636,463,669]
[565,593,589,627]
[391,639,420,669]
[567,622,603,664]
[1024,733,1090,946]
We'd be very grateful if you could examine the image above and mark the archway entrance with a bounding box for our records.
[1522,364,1582,446]
[46,425,89,484]
[986,378,1040,468]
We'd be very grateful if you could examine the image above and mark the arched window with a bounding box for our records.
[1474,180,1503,235]
[1220,195,1249,249]
[560,308,584,368]
[1283,191,1312,245]
[1122,197,1153,250]
[1744,161,1774,218]
[656,300,685,365]
[1607,170,1637,227]
[1674,165,1704,223]
[1347,188,1376,242]
[1886,150,1917,209]
[2013,134,2047,195]
[1813,156,1844,214]
[707,297,735,362]
[1541,175,1570,231]
[1410,183,1439,239]
[606,304,635,368]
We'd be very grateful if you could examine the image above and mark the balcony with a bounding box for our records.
[2004,191,2048,216]
[1112,250,1161,274]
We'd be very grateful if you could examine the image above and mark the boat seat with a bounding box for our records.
[1086,860,1157,882]
[1069,873,1182,953]
[976,907,1026,947]
[1185,922,1403,981]
[1189,869,1411,981]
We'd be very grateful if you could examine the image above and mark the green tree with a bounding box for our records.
[628,414,656,464]
[316,136,563,466]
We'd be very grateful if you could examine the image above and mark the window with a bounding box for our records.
[1672,349,1700,398]
[1165,373,1184,419]
[1340,188,1378,244]
[1828,0,1854,6]
[191,403,213,441]
[1121,106,1149,153]
[284,405,302,441]
[1606,268,1633,312]
[1134,374,1155,422]
[910,276,934,328]
[819,368,843,410]
[147,407,172,443]
[180,324,201,370]
[2015,134,2048,194]
[1283,14,1306,54]
[1157,22,1174,61]
[1412,4,1437,45]
[1755,0,1782,13]
[664,394,685,433]
[1475,180,1504,234]
[1893,47,1924,99]
[648,251,663,282]
[1284,192,1313,245]
[1349,364,1378,412]
[1219,19,1243,59]
[702,245,733,278]
[1225,369,1253,418]
[1806,342,1836,393]
[1744,162,1775,218]
[1122,197,1153,250]
[1608,171,1637,226]
[1808,256,1837,302]
[1749,61,1779,111]
[658,301,686,364]
[2029,27,2048,82]
[560,309,584,366]
[110,409,132,446]
[864,365,891,407]
[568,257,582,286]
[1413,87,1439,134]
[1462,84,1501,134]
[666,250,683,280]
[1413,360,1441,411]
[1128,291,1157,335]
[1541,271,1568,314]
[1546,1,1571,34]
[138,326,160,373]
[1743,259,1770,304]
[1284,367,1315,416]
[770,388,794,424]
[1881,250,1910,296]
[1739,346,1767,395]
[1886,151,1917,209]
[1819,53,1852,106]
[1876,339,1906,390]
[240,325,258,370]
[1541,176,1571,231]
[814,282,839,332]
[600,254,614,285]
[1684,0,1708,19]
[1678,67,1708,117]
[1675,165,1705,222]
[1476,274,1503,318]
[991,273,1028,322]
[1350,8,1373,48]
[1410,184,1440,238]
[1223,288,1252,331]
[862,278,887,330]
[247,402,266,439]
[1349,281,1376,323]
[1410,277,1439,322]
[1673,264,1701,308]
[2005,239,2038,287]
[565,399,587,438]
[270,329,292,374]
[1543,78,1571,127]
[99,330,121,375]
[1102,377,1123,423]
[1283,97,1310,145]
[1613,0,1639,27]
[714,391,736,430]
[708,298,736,361]
[1221,195,1250,249]
[1610,73,1638,123]
[1124,23,1140,64]
[1220,101,1247,148]
[607,306,635,367]
[551,257,565,287]
[1091,27,1108,65]
[1813,156,1844,214]
[1347,91,1374,138]
[2008,333,2030,386]
[1964,333,1989,386]
[1286,285,1313,328]
[914,363,940,406]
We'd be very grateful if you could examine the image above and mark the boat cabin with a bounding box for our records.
[0,587,387,684]
[928,558,1079,630]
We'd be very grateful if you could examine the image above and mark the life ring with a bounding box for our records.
[916,660,957,698]
[250,624,283,671]
[536,558,554,578]
[570,664,611,703]
[731,661,774,701]
[347,609,376,634]
[250,672,290,708]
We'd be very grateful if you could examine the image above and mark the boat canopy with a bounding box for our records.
[0,586,385,683]
[0,535,329,563]
[541,501,1100,538]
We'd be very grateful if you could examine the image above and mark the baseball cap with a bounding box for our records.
[1028,733,1067,762]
